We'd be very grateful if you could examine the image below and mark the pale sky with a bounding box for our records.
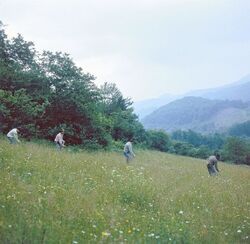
[0,0,250,101]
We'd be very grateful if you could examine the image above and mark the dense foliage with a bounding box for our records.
[170,129,250,165]
[228,120,250,137]
[0,22,146,148]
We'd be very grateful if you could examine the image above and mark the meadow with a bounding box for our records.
[0,138,249,243]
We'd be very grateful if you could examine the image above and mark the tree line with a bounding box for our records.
[170,129,250,165]
[0,21,249,165]
[0,21,147,149]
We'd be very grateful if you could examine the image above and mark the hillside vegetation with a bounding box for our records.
[142,96,250,133]
[0,139,249,243]
[134,74,250,119]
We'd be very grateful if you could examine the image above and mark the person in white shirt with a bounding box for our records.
[123,139,135,163]
[7,128,20,144]
[54,129,65,150]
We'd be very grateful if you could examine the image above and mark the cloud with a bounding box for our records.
[1,0,250,100]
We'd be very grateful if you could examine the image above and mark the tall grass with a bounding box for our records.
[0,138,249,243]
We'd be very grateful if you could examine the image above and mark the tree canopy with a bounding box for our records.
[0,21,145,148]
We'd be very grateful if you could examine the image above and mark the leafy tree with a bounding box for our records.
[172,141,195,156]
[0,89,47,137]
[171,130,225,150]
[99,82,146,143]
[228,121,250,137]
[194,145,211,159]
[222,137,249,164]
[99,82,132,114]
[146,130,171,152]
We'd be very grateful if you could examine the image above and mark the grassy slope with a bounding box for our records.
[0,138,249,243]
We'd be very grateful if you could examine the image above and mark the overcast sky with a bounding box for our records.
[1,0,250,101]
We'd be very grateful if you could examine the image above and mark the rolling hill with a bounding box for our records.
[142,97,250,133]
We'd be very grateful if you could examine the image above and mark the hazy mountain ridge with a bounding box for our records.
[133,94,180,119]
[134,74,250,119]
[142,96,250,133]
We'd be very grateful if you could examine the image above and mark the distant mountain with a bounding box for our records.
[186,74,250,101]
[133,94,179,119]
[142,96,250,133]
[133,74,250,119]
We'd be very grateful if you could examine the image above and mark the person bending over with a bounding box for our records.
[207,153,220,176]
[7,128,20,144]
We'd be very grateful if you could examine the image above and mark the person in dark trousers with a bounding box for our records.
[207,154,220,176]
[123,139,135,163]
[7,128,20,144]
[54,129,65,150]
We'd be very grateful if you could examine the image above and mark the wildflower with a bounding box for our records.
[237,229,242,233]
[179,210,184,214]
[128,229,132,233]
[72,241,78,244]
[92,224,97,228]
[102,231,111,236]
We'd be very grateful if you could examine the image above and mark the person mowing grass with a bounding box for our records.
[54,129,65,150]
[207,153,220,176]
[7,128,21,144]
[123,138,135,163]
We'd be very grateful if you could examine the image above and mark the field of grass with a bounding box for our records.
[0,138,249,243]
